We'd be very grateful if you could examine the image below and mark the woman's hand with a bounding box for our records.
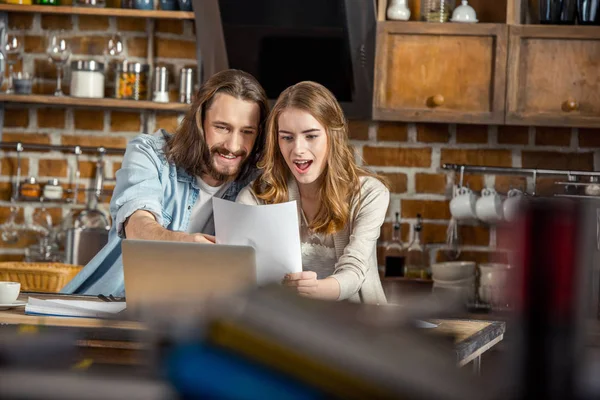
[283,272,340,300]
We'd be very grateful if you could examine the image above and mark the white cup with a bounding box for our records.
[0,281,20,304]
[450,187,478,220]
[476,188,504,223]
[503,189,524,222]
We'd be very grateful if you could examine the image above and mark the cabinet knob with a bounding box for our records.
[562,98,578,112]
[428,94,445,108]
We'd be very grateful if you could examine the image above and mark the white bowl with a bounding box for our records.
[479,263,512,287]
[0,281,20,304]
[431,261,476,281]
[433,275,475,286]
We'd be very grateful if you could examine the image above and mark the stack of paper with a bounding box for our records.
[25,297,126,318]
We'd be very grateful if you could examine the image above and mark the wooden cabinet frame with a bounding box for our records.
[373,22,508,124]
[506,25,600,128]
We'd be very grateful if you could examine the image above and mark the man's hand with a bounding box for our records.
[125,210,216,244]
[189,233,216,244]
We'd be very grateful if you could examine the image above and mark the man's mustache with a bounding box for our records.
[210,146,247,158]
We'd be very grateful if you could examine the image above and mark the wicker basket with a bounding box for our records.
[0,262,83,293]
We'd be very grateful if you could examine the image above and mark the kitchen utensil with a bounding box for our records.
[387,0,411,20]
[177,0,192,11]
[70,60,105,98]
[65,227,108,266]
[179,67,194,103]
[4,33,21,94]
[12,71,33,94]
[0,262,82,292]
[445,218,461,260]
[431,261,475,281]
[160,0,178,10]
[450,186,478,220]
[46,33,71,96]
[503,188,525,222]
[421,0,455,22]
[0,282,20,304]
[74,150,110,230]
[475,188,504,223]
[115,61,149,100]
[539,0,577,24]
[153,66,169,103]
[578,0,599,24]
[451,0,478,22]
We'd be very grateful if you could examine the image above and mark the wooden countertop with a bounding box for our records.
[0,293,505,367]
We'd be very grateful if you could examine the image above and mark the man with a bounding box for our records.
[62,69,269,296]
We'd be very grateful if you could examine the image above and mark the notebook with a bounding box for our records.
[25,297,126,319]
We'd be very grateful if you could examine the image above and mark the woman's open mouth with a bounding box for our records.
[293,160,313,174]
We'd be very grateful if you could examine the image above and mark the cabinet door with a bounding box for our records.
[507,26,600,128]
[373,23,507,124]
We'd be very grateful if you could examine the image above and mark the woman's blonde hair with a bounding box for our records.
[253,81,387,234]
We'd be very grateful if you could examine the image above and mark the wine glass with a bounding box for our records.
[4,34,22,94]
[46,33,71,97]
[106,34,123,57]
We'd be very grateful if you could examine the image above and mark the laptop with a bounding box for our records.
[122,239,256,314]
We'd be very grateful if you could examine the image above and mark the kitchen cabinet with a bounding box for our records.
[506,25,600,128]
[373,22,508,124]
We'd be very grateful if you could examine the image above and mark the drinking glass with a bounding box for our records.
[4,34,22,94]
[46,33,71,96]
[106,34,124,57]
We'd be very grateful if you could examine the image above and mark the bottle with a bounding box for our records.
[539,0,577,24]
[384,212,406,277]
[387,0,411,20]
[577,0,599,25]
[405,214,429,279]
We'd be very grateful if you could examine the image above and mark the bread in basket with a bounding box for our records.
[0,262,82,293]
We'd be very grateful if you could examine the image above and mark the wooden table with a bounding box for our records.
[0,293,505,373]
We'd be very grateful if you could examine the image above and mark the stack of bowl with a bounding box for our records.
[431,261,476,302]
[478,263,512,309]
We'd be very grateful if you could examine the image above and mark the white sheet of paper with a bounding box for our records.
[213,198,303,285]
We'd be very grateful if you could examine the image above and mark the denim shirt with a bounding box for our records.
[61,130,253,296]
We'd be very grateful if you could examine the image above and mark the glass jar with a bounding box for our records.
[115,61,149,100]
[43,179,64,201]
[20,176,42,201]
[421,0,455,22]
[70,60,105,98]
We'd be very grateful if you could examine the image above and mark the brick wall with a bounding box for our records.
[2,13,600,266]
[348,122,600,267]
[0,12,190,261]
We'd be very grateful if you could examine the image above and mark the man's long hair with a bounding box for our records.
[165,69,269,182]
[253,81,388,235]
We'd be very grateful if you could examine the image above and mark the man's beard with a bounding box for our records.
[202,144,248,183]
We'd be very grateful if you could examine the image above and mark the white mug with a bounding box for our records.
[503,189,524,222]
[449,186,478,220]
[476,188,504,223]
[0,281,20,304]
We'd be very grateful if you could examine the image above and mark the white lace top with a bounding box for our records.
[300,210,337,279]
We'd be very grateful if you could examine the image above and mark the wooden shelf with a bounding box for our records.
[0,4,195,19]
[0,94,190,112]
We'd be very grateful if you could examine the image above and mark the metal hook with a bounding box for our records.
[532,169,537,196]
[459,165,465,188]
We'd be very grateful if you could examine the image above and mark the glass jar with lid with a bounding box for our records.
[20,176,42,201]
[70,60,105,98]
[43,179,64,201]
[115,61,150,100]
[421,0,455,22]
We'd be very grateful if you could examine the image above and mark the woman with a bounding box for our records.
[237,81,389,304]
